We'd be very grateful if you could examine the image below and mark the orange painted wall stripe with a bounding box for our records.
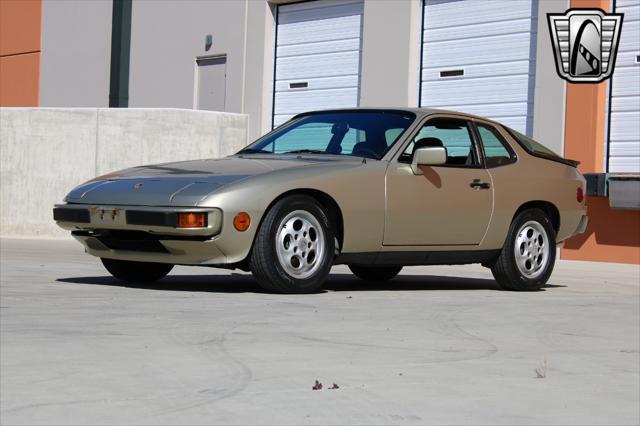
[563,0,610,174]
[0,0,42,106]
[0,52,40,106]
[562,0,640,264]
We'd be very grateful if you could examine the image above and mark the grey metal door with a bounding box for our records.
[197,56,226,112]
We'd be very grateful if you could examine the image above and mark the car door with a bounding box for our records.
[383,116,493,246]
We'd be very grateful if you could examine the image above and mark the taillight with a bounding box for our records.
[577,187,584,203]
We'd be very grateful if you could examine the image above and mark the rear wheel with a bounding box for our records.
[250,195,334,294]
[491,208,556,291]
[349,265,402,281]
[101,258,173,283]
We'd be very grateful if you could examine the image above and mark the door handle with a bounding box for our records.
[470,179,490,190]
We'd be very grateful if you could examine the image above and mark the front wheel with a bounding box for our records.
[101,258,174,283]
[249,195,335,294]
[491,208,556,291]
[349,265,403,281]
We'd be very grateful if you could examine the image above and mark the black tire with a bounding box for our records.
[491,208,556,291]
[101,258,174,283]
[249,195,335,294]
[349,265,403,281]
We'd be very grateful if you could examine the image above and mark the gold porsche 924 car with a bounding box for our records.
[54,108,588,293]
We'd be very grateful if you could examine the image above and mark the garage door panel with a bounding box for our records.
[616,51,640,68]
[616,1,639,21]
[611,67,640,98]
[609,140,640,156]
[434,102,530,118]
[420,0,537,135]
[611,95,640,112]
[490,116,529,132]
[424,18,534,42]
[422,75,531,106]
[277,15,362,46]
[617,21,639,53]
[422,33,533,68]
[609,157,640,171]
[273,114,295,127]
[425,0,534,29]
[422,60,531,81]
[273,0,363,127]
[278,0,361,17]
[608,0,640,172]
[274,88,359,115]
[610,111,640,142]
[276,51,360,81]
[275,75,359,92]
[277,38,360,58]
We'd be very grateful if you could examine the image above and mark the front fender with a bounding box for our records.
[199,161,388,264]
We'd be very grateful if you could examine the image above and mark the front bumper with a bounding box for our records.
[54,204,222,236]
[71,231,228,265]
[54,204,229,265]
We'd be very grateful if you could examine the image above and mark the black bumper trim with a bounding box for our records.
[53,207,90,223]
[125,210,179,227]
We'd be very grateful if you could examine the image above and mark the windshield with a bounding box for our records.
[237,111,416,160]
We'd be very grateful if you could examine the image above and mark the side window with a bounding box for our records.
[476,124,516,167]
[401,118,479,167]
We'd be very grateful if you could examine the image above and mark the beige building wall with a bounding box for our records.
[39,0,113,107]
[531,0,569,156]
[128,0,276,142]
[359,0,422,108]
[37,0,568,152]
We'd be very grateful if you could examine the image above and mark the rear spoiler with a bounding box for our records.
[537,154,580,168]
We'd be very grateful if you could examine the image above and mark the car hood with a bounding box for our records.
[64,155,357,206]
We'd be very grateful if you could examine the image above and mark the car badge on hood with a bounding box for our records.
[133,183,144,190]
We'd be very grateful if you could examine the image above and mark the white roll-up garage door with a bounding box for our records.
[272,0,364,128]
[420,0,538,135]
[608,0,640,173]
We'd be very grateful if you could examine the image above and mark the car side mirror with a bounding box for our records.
[411,147,447,174]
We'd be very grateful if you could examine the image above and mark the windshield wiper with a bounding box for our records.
[282,149,327,155]
[236,148,273,154]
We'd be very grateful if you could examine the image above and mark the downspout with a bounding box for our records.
[109,0,132,107]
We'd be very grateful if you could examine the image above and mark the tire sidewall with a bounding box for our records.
[504,209,556,288]
[261,196,334,292]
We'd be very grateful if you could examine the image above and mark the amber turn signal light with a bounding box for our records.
[177,212,207,228]
[233,212,251,231]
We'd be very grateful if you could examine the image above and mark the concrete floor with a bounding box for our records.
[1,238,638,426]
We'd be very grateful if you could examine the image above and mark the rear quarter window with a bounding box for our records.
[476,123,516,167]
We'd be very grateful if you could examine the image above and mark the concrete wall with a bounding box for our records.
[0,108,249,238]
[39,0,112,107]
